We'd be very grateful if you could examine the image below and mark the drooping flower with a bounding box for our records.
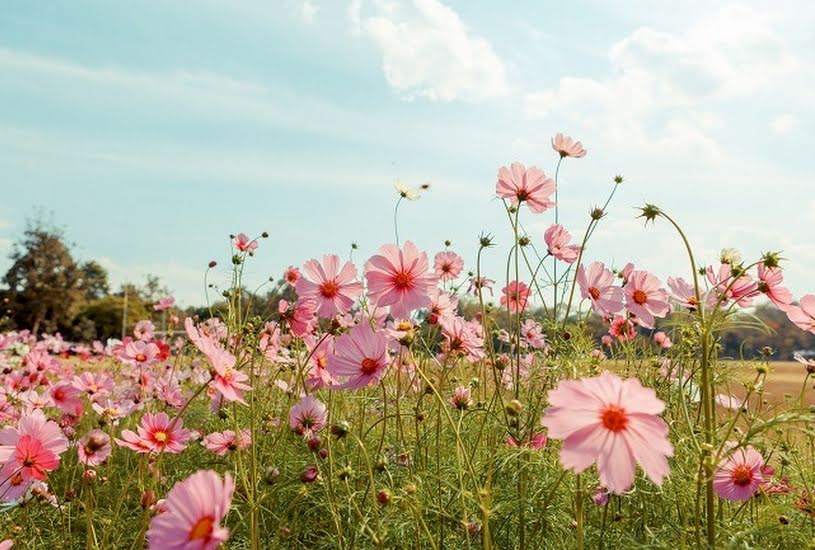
[426,288,459,325]
[434,251,464,282]
[233,233,257,253]
[289,395,328,436]
[757,262,793,309]
[364,241,438,319]
[467,276,495,297]
[326,322,390,390]
[623,271,670,329]
[77,429,112,466]
[450,386,472,410]
[786,295,815,334]
[541,372,673,494]
[544,224,580,264]
[706,264,758,308]
[153,297,175,312]
[296,255,363,318]
[500,281,531,313]
[578,262,624,317]
[496,162,556,213]
[521,318,546,349]
[147,469,234,550]
[201,430,251,456]
[551,132,587,158]
[713,446,765,502]
[115,412,191,454]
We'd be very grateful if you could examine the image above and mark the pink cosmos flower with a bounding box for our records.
[544,224,580,264]
[0,540,11,550]
[467,276,495,296]
[450,386,472,410]
[551,132,587,158]
[326,322,390,390]
[122,340,160,368]
[133,320,156,342]
[147,469,234,550]
[233,233,257,254]
[296,255,363,318]
[289,395,328,436]
[521,319,546,349]
[0,410,68,500]
[578,262,624,317]
[434,251,464,281]
[624,271,670,329]
[115,412,191,454]
[49,383,83,416]
[667,276,702,311]
[757,262,793,309]
[609,316,637,341]
[794,352,815,374]
[706,264,758,307]
[653,331,673,349]
[426,288,459,325]
[500,281,531,313]
[284,266,301,286]
[496,162,556,213]
[713,446,765,502]
[72,372,114,400]
[278,299,318,337]
[506,432,548,451]
[541,372,673,494]
[201,430,251,456]
[786,295,815,334]
[77,429,112,467]
[365,241,438,319]
[440,316,485,362]
[205,345,251,405]
[154,296,175,312]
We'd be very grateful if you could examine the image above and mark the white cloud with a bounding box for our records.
[301,1,318,23]
[524,5,797,153]
[354,0,510,102]
[770,113,799,134]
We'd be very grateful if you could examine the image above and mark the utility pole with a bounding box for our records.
[121,285,128,340]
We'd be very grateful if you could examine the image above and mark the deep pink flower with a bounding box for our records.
[147,469,234,550]
[500,281,531,313]
[434,251,464,281]
[201,430,251,456]
[757,262,793,309]
[578,262,624,317]
[786,295,815,334]
[326,322,390,390]
[544,224,580,264]
[296,255,363,318]
[279,299,318,337]
[365,241,438,319]
[713,446,765,502]
[289,395,328,436]
[496,162,556,213]
[541,372,673,494]
[115,412,191,454]
[551,132,587,158]
[449,386,472,410]
[233,233,257,253]
[624,271,670,329]
[609,317,637,341]
[77,429,112,466]
[284,266,301,286]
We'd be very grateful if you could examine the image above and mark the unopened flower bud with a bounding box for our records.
[505,399,524,417]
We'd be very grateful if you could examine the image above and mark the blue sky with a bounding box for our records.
[1,0,813,305]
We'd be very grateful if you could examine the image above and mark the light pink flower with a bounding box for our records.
[578,262,624,317]
[326,322,390,390]
[521,319,546,349]
[706,264,758,307]
[115,412,191,454]
[153,297,175,312]
[201,430,251,456]
[496,162,556,213]
[49,383,83,416]
[450,386,472,410]
[77,429,112,466]
[786,295,815,334]
[653,331,672,349]
[713,446,765,502]
[147,469,234,550]
[296,255,362,318]
[206,345,251,406]
[757,262,793,309]
[365,241,438,319]
[500,281,531,313]
[279,299,317,337]
[434,251,464,281]
[467,276,495,296]
[624,271,670,329]
[122,340,160,368]
[541,372,673,494]
[426,288,459,325]
[233,233,257,253]
[440,316,485,362]
[544,224,580,264]
[133,320,155,342]
[289,395,328,436]
[506,432,548,451]
[551,132,587,158]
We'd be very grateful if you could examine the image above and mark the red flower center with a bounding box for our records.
[632,289,648,305]
[394,272,412,290]
[516,189,529,201]
[600,405,628,432]
[135,353,147,363]
[731,465,754,487]
[320,281,339,298]
[361,358,379,375]
[189,516,215,541]
[589,287,600,300]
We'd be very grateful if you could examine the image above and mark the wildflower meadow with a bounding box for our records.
[0,132,814,550]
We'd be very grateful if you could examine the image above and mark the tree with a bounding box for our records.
[2,220,86,334]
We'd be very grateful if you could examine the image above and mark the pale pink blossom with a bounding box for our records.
[578,262,624,317]
[624,271,670,329]
[153,297,175,312]
[757,262,793,309]
[713,446,765,502]
[289,395,328,436]
[434,251,464,281]
[365,241,438,319]
[551,132,587,158]
[133,320,155,342]
[326,322,390,390]
[496,162,556,213]
[77,429,112,466]
[233,233,257,253]
[201,430,251,456]
[115,412,191,454]
[544,224,580,264]
[786,295,815,334]
[296,255,363,318]
[501,281,531,313]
